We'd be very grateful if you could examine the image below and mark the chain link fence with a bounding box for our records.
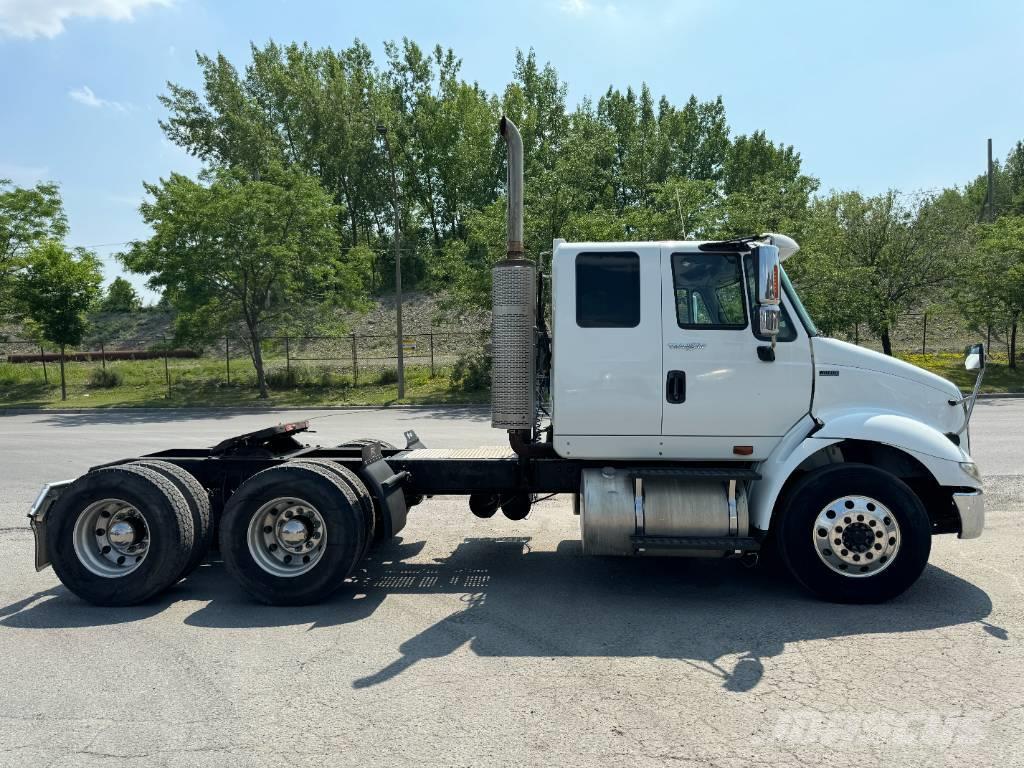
[835,313,1011,357]
[0,329,488,396]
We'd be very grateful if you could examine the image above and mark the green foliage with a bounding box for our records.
[264,365,353,389]
[149,35,1024,373]
[959,216,1024,367]
[100,277,142,313]
[0,179,68,316]
[159,40,819,316]
[18,241,103,346]
[375,367,399,385]
[120,165,360,397]
[451,348,491,392]
[788,191,956,352]
[87,367,124,388]
[17,240,103,400]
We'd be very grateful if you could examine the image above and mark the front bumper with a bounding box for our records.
[954,489,985,539]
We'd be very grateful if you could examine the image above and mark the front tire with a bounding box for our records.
[776,463,931,603]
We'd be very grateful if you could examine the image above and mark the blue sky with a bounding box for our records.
[1,0,1022,302]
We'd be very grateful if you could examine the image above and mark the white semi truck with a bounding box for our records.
[28,117,986,606]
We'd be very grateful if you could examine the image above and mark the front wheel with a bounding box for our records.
[776,463,931,603]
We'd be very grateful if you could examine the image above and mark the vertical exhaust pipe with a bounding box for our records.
[500,115,524,259]
[491,116,538,446]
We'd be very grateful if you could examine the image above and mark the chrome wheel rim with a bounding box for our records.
[813,495,901,577]
[246,497,326,578]
[73,498,150,578]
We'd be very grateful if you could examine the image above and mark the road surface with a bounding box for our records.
[0,402,1021,767]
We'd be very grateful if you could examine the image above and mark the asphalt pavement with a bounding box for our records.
[0,402,1021,767]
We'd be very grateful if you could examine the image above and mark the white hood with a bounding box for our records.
[811,337,964,439]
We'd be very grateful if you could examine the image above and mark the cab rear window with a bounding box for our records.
[575,252,641,328]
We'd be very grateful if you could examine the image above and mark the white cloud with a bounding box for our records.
[0,0,171,40]
[558,0,619,19]
[69,84,128,112]
[559,0,590,14]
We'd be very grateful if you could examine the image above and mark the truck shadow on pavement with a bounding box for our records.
[2,536,999,693]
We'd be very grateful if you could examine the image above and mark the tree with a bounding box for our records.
[791,191,953,353]
[17,241,102,400]
[0,179,68,316]
[100,277,142,313]
[961,216,1024,368]
[121,166,365,398]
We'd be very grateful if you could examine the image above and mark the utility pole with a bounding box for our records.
[987,138,995,222]
[378,124,405,398]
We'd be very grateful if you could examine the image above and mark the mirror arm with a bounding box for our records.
[952,365,986,434]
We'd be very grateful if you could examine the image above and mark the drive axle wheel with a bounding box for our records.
[132,460,212,579]
[776,463,931,604]
[292,460,375,558]
[48,465,194,606]
[219,463,367,605]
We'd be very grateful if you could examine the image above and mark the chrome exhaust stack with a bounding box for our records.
[491,116,538,442]
[500,116,524,257]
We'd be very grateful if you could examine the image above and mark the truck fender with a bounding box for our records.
[750,410,978,532]
[749,416,839,532]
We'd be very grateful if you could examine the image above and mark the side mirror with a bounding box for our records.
[965,343,985,371]
[754,244,781,340]
[755,244,782,306]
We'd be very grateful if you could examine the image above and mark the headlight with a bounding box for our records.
[960,462,982,484]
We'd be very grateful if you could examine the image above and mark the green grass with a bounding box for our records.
[2,350,1020,410]
[898,352,1024,394]
[0,357,487,409]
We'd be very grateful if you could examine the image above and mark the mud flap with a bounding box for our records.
[359,444,411,539]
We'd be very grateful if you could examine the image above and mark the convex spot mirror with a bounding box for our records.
[965,343,985,371]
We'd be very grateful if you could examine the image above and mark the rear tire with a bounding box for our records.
[219,463,367,605]
[132,460,212,579]
[338,438,396,450]
[48,464,194,606]
[291,459,375,558]
[776,463,931,603]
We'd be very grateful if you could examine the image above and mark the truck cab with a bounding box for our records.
[545,236,983,576]
[551,240,813,461]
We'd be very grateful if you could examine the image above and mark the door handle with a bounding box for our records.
[666,370,686,404]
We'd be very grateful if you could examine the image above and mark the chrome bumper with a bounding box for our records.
[27,480,74,572]
[954,490,985,539]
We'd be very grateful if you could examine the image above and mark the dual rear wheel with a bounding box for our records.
[219,463,371,605]
[49,459,374,606]
[49,463,205,606]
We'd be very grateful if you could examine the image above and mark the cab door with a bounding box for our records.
[551,244,663,446]
[659,247,812,460]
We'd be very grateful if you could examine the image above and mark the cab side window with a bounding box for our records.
[671,253,747,329]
